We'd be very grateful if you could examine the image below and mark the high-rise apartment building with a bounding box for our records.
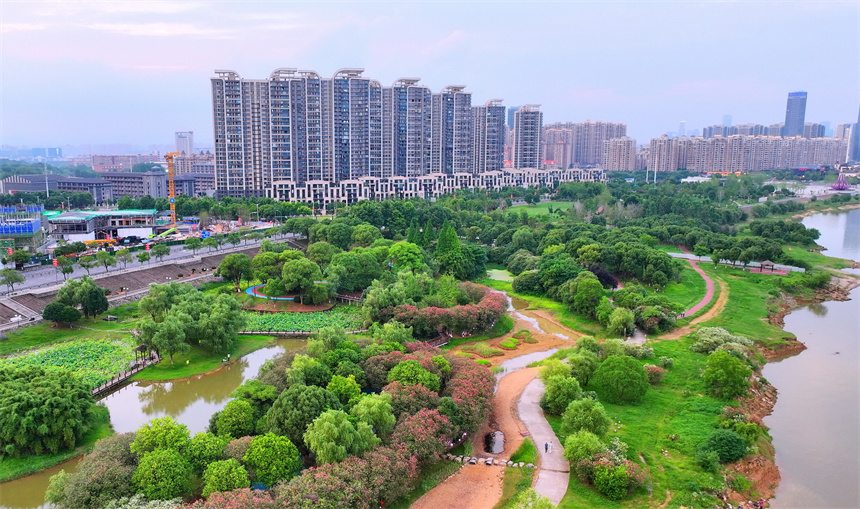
[512,105,543,169]
[507,106,520,131]
[784,92,807,137]
[384,78,432,177]
[850,105,860,163]
[601,137,637,172]
[430,86,472,175]
[471,100,506,173]
[723,115,733,127]
[803,123,825,139]
[175,131,194,155]
[542,121,627,167]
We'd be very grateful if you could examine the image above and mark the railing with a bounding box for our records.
[92,351,160,399]
[238,329,368,337]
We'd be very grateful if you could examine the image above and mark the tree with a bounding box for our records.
[389,242,423,273]
[592,355,649,404]
[0,267,25,292]
[196,295,246,353]
[697,429,747,463]
[116,248,133,269]
[151,243,170,262]
[242,432,302,487]
[564,430,606,463]
[137,251,151,265]
[607,307,635,337]
[185,237,203,254]
[132,448,193,500]
[137,315,189,364]
[387,359,440,392]
[540,375,582,415]
[215,399,256,439]
[202,459,250,497]
[10,249,31,267]
[202,237,218,252]
[539,359,572,382]
[434,222,467,278]
[703,350,751,399]
[351,224,382,247]
[218,253,253,291]
[56,276,108,318]
[304,409,380,465]
[326,375,362,408]
[77,255,97,275]
[56,256,75,279]
[306,241,341,269]
[266,384,343,452]
[282,257,324,304]
[349,393,396,438]
[42,300,82,326]
[421,219,436,247]
[186,432,229,475]
[568,352,599,386]
[562,398,611,436]
[96,250,117,272]
[0,365,94,456]
[130,416,190,455]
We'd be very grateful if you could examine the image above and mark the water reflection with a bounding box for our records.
[805,302,828,317]
[802,208,860,262]
[137,361,247,415]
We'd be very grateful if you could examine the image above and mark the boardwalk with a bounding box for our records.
[92,352,160,399]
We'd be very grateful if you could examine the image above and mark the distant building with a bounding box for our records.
[48,209,157,242]
[174,173,216,197]
[175,131,194,155]
[101,171,168,199]
[542,121,627,167]
[804,123,826,139]
[835,123,852,140]
[601,137,637,172]
[0,204,45,248]
[784,91,807,137]
[91,154,158,172]
[512,105,543,169]
[723,114,733,127]
[507,106,520,131]
[849,106,860,163]
[0,174,63,194]
[471,99,506,173]
[56,178,114,204]
[767,123,785,137]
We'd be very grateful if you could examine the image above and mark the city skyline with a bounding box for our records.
[1,1,858,150]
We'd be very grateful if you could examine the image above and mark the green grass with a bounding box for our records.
[508,201,576,217]
[655,244,684,254]
[0,314,134,357]
[494,467,536,509]
[388,460,463,509]
[0,405,112,483]
[442,314,514,349]
[780,244,854,269]
[461,342,504,358]
[132,334,276,381]
[662,264,708,310]
[510,437,538,464]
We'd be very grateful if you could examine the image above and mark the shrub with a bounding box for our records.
[499,339,518,350]
[697,429,747,464]
[562,398,611,436]
[594,464,631,500]
[132,448,193,500]
[223,436,254,462]
[703,350,751,399]
[130,416,190,455]
[643,364,667,385]
[695,448,721,472]
[690,327,754,354]
[387,359,440,392]
[658,356,674,369]
[243,433,301,486]
[563,430,606,464]
[189,488,277,508]
[540,375,582,415]
[461,342,504,358]
[539,359,572,382]
[592,355,649,404]
[202,459,250,497]
[186,432,229,475]
[216,399,256,439]
[475,359,491,366]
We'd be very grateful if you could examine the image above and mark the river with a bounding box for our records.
[765,208,860,508]
[0,339,305,509]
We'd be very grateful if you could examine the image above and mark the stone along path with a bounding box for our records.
[518,378,570,505]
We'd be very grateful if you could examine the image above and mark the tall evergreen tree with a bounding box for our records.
[434,222,467,277]
[406,220,420,245]
[421,219,436,248]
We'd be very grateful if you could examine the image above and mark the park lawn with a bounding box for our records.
[0,405,112,483]
[508,201,576,217]
[0,315,134,357]
[655,244,683,254]
[479,278,606,337]
[132,334,275,381]
[662,264,707,310]
[696,267,793,347]
[551,338,739,509]
[780,244,854,269]
[442,314,514,350]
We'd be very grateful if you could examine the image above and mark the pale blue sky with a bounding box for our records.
[1,0,858,149]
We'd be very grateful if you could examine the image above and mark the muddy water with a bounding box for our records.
[508,295,570,339]
[0,339,304,509]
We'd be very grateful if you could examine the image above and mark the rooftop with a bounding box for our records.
[48,209,157,221]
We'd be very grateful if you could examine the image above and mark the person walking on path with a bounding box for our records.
[544,442,548,453]
[549,440,553,453]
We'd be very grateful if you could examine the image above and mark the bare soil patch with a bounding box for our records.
[410,464,505,509]
[242,301,334,313]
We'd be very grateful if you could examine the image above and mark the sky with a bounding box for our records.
[1,0,859,150]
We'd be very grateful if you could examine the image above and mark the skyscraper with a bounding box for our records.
[722,115,732,127]
[849,105,860,163]
[472,100,506,173]
[507,106,520,131]
[784,91,807,137]
[430,86,472,175]
[175,131,194,155]
[513,105,543,169]
[385,78,432,177]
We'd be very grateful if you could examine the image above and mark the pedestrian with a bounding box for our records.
[544,442,548,453]
[758,500,764,508]
[549,440,553,453]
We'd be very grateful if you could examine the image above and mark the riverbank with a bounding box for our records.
[789,200,860,220]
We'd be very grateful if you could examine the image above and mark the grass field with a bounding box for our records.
[131,334,275,381]
[0,307,136,357]
[662,264,708,310]
[508,201,577,217]
[0,405,112,483]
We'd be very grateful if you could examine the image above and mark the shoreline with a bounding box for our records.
[728,277,857,505]
[790,201,860,220]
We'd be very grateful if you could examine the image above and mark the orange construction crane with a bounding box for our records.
[164,152,179,228]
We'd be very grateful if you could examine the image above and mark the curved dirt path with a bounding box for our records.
[660,277,728,340]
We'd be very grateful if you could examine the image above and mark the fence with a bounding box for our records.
[666,252,806,273]
[238,329,368,337]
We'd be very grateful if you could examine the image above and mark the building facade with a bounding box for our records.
[101,171,168,199]
[56,178,114,204]
[471,99,506,173]
[542,121,627,167]
[601,137,637,172]
[175,131,194,155]
[512,105,543,170]
[784,91,807,137]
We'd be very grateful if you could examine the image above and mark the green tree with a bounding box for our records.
[186,432,229,475]
[202,237,219,251]
[201,459,250,497]
[282,257,324,304]
[592,355,649,404]
[96,250,116,272]
[563,430,606,463]
[116,248,133,269]
[697,429,747,463]
[0,365,94,456]
[151,243,170,262]
[218,253,253,291]
[703,350,751,399]
[568,352,599,386]
[539,359,572,383]
[607,307,635,337]
[136,251,151,264]
[540,375,582,415]
[326,375,362,408]
[303,409,380,465]
[349,393,396,438]
[10,249,31,266]
[562,398,611,436]
[42,300,82,326]
[406,219,420,244]
[185,237,202,254]
[132,448,192,500]
[387,359,440,392]
[434,222,467,278]
[137,315,189,364]
[56,276,108,318]
[350,224,382,247]
[130,416,190,455]
[389,242,424,273]
[266,384,343,452]
[242,432,302,486]
[215,399,256,439]
[306,241,341,269]
[195,295,246,353]
[421,219,436,247]
[56,256,75,279]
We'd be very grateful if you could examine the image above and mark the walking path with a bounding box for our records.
[678,246,716,316]
[518,378,570,505]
